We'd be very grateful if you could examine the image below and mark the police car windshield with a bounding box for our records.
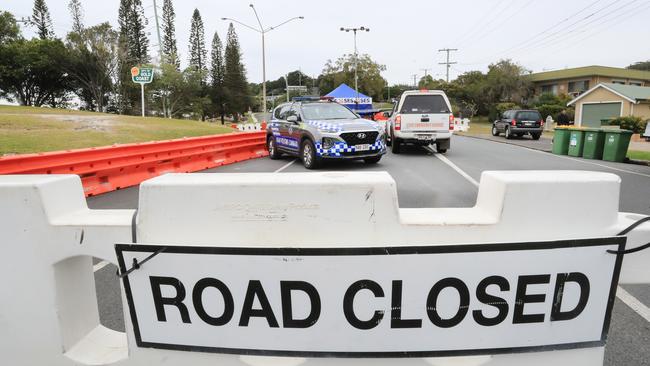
[301,103,358,120]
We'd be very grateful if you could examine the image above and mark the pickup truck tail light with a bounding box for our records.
[449,114,454,130]
[395,115,401,131]
[511,119,516,126]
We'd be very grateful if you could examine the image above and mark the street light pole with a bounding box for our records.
[223,5,303,114]
[340,26,369,107]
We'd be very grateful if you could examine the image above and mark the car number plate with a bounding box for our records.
[354,144,371,151]
[417,135,432,140]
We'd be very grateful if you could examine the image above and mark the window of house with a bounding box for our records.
[568,80,590,93]
[611,79,626,85]
[629,80,643,86]
[541,84,558,95]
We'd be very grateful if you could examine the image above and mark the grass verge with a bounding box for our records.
[628,150,650,161]
[0,105,234,155]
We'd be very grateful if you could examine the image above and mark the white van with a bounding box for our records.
[386,90,454,153]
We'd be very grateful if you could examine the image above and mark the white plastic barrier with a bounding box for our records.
[453,118,470,132]
[1,171,649,366]
[236,123,262,131]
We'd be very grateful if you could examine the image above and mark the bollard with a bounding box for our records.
[1,171,649,366]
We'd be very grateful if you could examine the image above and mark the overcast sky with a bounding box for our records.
[5,0,650,85]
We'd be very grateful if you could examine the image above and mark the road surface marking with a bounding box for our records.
[93,260,110,272]
[617,286,650,323]
[470,136,650,179]
[274,159,297,173]
[428,148,480,187]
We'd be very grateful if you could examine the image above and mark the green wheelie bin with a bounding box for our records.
[552,127,571,155]
[582,128,606,160]
[602,129,633,162]
[568,128,586,157]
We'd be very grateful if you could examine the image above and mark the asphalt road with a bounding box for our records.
[88,135,650,365]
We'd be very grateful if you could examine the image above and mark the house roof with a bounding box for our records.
[567,83,650,106]
[528,66,650,82]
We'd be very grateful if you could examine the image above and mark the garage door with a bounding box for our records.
[581,102,622,127]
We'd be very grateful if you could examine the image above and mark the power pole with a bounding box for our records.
[412,74,418,88]
[420,68,430,77]
[152,0,167,118]
[438,48,458,83]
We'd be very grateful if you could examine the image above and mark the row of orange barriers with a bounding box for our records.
[0,132,268,196]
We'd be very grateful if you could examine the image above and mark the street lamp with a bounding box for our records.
[340,26,370,107]
[222,4,303,114]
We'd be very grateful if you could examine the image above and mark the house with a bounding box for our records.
[567,83,650,127]
[528,66,650,98]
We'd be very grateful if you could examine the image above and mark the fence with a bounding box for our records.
[0,131,268,196]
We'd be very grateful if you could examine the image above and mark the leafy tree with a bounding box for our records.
[209,31,226,123]
[627,61,650,71]
[484,59,532,104]
[318,54,387,100]
[0,12,21,45]
[31,0,54,40]
[0,38,71,106]
[68,0,84,34]
[150,64,204,118]
[65,22,119,112]
[224,23,250,120]
[161,0,179,68]
[188,9,207,77]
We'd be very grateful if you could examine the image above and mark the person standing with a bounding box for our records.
[557,110,570,126]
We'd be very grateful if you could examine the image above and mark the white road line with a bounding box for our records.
[468,136,650,179]
[274,159,297,173]
[430,150,480,187]
[617,286,650,323]
[93,260,110,272]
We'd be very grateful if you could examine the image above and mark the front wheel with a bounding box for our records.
[364,155,382,164]
[491,125,499,136]
[267,136,282,159]
[301,139,320,169]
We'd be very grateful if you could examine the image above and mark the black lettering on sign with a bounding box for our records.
[239,280,279,327]
[551,272,590,321]
[472,275,510,326]
[281,281,321,328]
[426,277,470,328]
[391,280,422,328]
[513,274,550,324]
[192,278,234,326]
[150,276,191,323]
[343,280,385,330]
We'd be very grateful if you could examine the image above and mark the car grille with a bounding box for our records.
[340,131,379,145]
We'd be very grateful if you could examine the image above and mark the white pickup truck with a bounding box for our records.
[386,90,454,153]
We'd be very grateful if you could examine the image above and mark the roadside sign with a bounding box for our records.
[116,237,624,357]
[131,67,154,84]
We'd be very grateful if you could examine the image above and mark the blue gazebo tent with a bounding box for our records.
[325,83,373,111]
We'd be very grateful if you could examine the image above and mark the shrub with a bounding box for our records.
[488,102,520,121]
[607,116,647,133]
[536,104,564,120]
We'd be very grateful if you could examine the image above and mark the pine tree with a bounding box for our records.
[224,23,250,120]
[129,0,149,63]
[68,0,84,34]
[210,31,226,123]
[161,0,179,68]
[32,0,54,39]
[188,9,207,77]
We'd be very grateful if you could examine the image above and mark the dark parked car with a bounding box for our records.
[492,110,544,140]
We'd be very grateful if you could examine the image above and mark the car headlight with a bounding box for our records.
[322,137,340,149]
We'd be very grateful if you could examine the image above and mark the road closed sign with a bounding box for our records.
[116,238,624,357]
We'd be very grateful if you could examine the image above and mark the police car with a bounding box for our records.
[266,97,386,169]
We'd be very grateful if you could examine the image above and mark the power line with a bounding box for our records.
[438,48,458,82]
[460,0,535,49]
[453,0,509,46]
